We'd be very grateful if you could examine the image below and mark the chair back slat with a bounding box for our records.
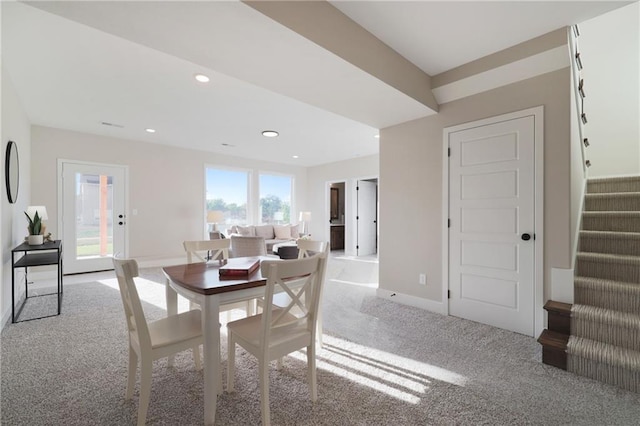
[184,239,230,263]
[297,239,326,258]
[113,258,152,349]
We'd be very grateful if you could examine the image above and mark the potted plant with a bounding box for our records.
[25,210,44,245]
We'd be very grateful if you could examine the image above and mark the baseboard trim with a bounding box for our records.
[376,288,446,315]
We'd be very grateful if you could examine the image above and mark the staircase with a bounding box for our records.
[568,176,640,392]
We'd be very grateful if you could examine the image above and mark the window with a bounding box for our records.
[259,173,292,224]
[205,168,249,226]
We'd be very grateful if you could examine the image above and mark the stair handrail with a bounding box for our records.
[568,25,590,175]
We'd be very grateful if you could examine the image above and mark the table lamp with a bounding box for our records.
[298,211,311,235]
[207,210,224,232]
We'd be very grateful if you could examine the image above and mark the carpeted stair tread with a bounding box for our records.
[585,192,640,211]
[581,211,640,232]
[579,230,640,256]
[587,176,640,193]
[576,252,640,283]
[571,304,640,351]
[574,276,640,313]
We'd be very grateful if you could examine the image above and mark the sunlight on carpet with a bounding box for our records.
[289,334,467,404]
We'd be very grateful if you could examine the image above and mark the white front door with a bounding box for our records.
[357,180,377,256]
[60,161,127,274]
[448,115,536,336]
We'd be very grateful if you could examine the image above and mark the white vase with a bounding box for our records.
[28,234,44,245]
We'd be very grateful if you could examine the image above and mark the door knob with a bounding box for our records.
[521,233,532,241]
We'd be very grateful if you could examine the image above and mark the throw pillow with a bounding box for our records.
[290,224,300,238]
[237,225,255,236]
[255,224,275,239]
[274,224,291,239]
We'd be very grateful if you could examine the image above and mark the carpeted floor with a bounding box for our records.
[2,257,640,425]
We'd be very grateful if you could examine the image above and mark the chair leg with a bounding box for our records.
[193,344,202,370]
[246,299,255,316]
[259,359,271,426]
[227,332,236,392]
[317,312,323,349]
[126,345,138,399]
[137,357,153,426]
[307,344,317,402]
[276,357,284,370]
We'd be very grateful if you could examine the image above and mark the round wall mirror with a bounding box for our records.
[5,140,19,204]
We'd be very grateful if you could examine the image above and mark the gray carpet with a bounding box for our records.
[2,262,640,425]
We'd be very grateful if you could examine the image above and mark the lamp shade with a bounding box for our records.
[207,210,224,223]
[26,205,48,221]
[299,211,311,222]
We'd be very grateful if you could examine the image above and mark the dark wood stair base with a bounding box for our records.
[538,329,570,370]
[544,300,572,335]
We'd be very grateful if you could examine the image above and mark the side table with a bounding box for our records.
[11,240,63,322]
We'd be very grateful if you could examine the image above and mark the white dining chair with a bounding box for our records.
[183,239,253,318]
[226,250,328,426]
[113,257,203,426]
[257,240,329,350]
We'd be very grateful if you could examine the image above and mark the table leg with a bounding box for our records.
[202,295,221,425]
[165,278,178,366]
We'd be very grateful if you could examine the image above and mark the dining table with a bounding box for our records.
[163,256,269,425]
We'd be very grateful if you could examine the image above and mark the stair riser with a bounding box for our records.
[572,320,640,352]
[576,259,640,283]
[582,216,640,232]
[568,356,640,393]
[579,236,640,256]
[588,179,640,194]
[574,286,640,314]
[585,195,640,211]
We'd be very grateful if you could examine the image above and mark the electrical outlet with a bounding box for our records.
[419,273,426,285]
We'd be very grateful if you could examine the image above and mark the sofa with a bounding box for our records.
[226,224,300,253]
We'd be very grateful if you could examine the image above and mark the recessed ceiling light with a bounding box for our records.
[262,130,279,138]
[292,155,299,159]
[194,73,210,83]
[145,128,156,133]
[374,134,380,138]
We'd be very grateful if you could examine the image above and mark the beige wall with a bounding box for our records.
[307,154,378,255]
[30,126,308,263]
[1,68,33,324]
[380,68,571,304]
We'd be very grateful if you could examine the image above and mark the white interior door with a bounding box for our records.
[60,161,127,274]
[448,115,535,336]
[357,180,377,256]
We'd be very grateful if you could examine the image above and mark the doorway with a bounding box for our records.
[356,178,378,256]
[59,160,128,274]
[328,181,346,252]
[444,107,544,337]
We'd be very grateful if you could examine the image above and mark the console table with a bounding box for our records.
[11,240,63,323]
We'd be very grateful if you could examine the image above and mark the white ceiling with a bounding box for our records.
[2,1,630,167]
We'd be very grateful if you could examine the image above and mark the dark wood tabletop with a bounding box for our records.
[163,257,268,296]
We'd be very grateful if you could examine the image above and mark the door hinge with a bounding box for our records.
[447,219,450,228]
[448,290,451,299]
[356,186,359,191]
[448,147,451,157]
[356,216,359,220]
[356,245,359,250]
